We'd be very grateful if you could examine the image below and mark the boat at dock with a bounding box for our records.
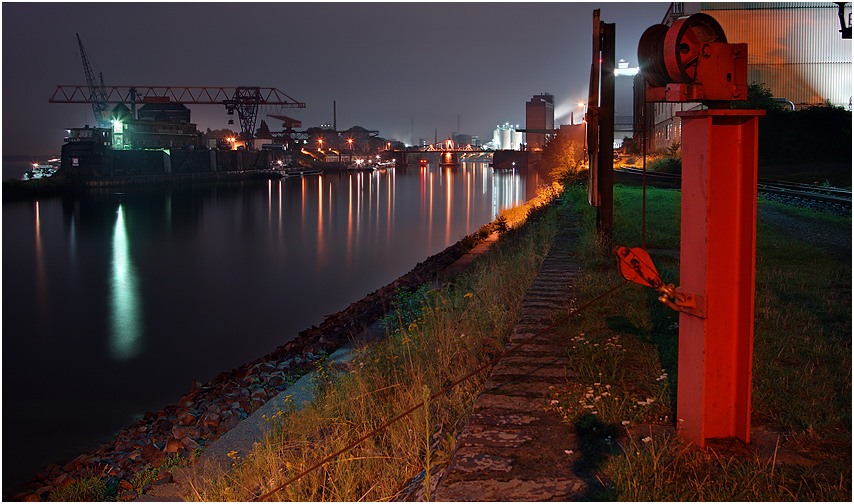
[285,167,322,176]
[22,158,60,181]
[346,159,377,171]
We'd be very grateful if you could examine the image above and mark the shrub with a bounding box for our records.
[648,156,681,174]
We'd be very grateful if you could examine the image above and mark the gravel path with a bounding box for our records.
[757,203,851,262]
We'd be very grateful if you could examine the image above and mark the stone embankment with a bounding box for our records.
[12,226,488,502]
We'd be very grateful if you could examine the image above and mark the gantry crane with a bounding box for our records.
[56,35,306,144]
[50,85,305,144]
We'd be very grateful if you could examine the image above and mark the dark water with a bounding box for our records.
[2,159,546,494]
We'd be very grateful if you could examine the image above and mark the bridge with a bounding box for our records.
[412,138,491,153]
[387,139,493,167]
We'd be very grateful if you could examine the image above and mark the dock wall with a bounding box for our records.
[61,143,286,186]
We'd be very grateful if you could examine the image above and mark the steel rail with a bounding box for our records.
[615,167,851,206]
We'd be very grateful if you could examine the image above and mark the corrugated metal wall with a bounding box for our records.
[647,2,851,151]
[700,3,852,106]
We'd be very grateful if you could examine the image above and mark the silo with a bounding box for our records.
[500,126,511,150]
[511,130,523,150]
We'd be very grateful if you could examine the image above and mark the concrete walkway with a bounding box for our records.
[434,215,589,501]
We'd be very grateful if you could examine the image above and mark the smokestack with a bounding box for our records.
[333,100,337,132]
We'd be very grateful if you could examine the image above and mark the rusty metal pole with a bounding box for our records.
[597,22,615,239]
[675,108,765,447]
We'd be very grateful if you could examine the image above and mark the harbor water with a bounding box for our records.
[2,159,546,495]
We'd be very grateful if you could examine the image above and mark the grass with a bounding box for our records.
[549,184,851,501]
[51,178,847,501]
[190,184,566,501]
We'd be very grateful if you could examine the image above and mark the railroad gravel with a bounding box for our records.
[757,201,851,262]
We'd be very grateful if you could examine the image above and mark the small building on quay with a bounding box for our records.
[108,102,202,150]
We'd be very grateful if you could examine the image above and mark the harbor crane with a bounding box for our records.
[75,33,110,128]
[58,34,305,143]
[50,85,305,144]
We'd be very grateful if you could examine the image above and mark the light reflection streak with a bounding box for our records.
[466,167,471,231]
[110,205,142,361]
[357,172,362,238]
[446,167,452,244]
[301,177,306,238]
[347,175,353,269]
[428,171,434,251]
[317,175,324,262]
[387,169,393,243]
[278,181,283,246]
[375,172,380,237]
[34,201,49,333]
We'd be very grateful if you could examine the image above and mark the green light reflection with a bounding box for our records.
[110,205,142,360]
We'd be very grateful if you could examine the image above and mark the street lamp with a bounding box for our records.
[347,138,353,162]
[317,138,323,151]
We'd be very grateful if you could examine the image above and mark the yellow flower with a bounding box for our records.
[464,293,474,298]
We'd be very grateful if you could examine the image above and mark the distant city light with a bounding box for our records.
[615,59,639,76]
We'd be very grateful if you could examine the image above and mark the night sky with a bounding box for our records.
[2,2,667,156]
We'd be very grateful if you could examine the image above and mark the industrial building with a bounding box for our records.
[64,101,203,151]
[525,93,555,150]
[640,2,852,152]
[485,123,523,150]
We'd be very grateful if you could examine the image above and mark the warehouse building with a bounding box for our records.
[641,2,852,152]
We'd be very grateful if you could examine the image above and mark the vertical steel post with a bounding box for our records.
[675,108,765,447]
[597,23,616,239]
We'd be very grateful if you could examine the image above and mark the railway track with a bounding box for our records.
[614,167,851,213]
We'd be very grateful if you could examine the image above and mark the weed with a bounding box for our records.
[47,476,116,502]
[131,452,192,491]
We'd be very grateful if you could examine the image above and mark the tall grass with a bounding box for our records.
[553,185,851,501]
[192,185,565,501]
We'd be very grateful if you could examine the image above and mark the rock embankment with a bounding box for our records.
[14,230,482,502]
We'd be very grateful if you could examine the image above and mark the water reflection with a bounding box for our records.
[34,201,49,335]
[4,158,547,495]
[110,205,142,360]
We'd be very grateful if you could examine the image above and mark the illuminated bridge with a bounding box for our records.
[414,139,491,153]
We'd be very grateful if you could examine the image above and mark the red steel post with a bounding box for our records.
[675,108,765,447]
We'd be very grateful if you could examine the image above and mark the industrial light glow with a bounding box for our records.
[110,205,142,361]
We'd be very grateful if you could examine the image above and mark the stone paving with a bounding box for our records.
[434,217,589,501]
